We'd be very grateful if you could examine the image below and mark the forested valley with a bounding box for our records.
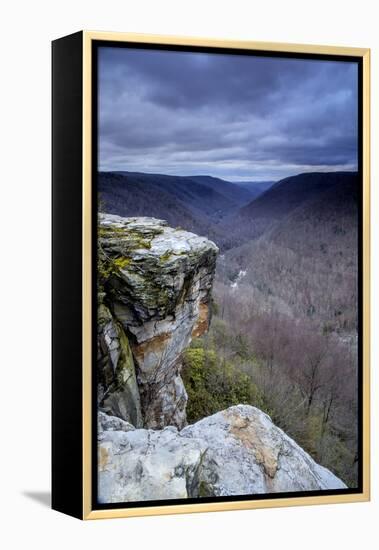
[99,170,359,486]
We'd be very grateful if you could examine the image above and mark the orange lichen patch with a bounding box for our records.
[99,445,110,471]
[191,302,209,338]
[226,410,279,479]
[132,332,171,362]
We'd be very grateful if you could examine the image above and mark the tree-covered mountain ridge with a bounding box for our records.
[99,170,274,248]
[99,170,358,251]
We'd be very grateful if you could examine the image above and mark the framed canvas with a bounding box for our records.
[52,31,370,520]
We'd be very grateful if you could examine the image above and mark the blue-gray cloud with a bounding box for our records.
[98,46,358,180]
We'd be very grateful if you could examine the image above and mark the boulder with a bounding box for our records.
[98,405,346,503]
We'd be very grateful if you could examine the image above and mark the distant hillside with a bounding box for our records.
[223,172,358,245]
[221,171,359,331]
[99,170,359,254]
[111,171,253,218]
[233,180,274,198]
[99,171,256,248]
[98,171,200,231]
[240,172,357,220]
[268,173,359,257]
[186,175,254,205]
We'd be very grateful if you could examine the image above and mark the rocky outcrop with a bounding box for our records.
[98,405,346,503]
[98,214,218,429]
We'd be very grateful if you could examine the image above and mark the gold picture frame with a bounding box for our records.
[52,31,370,520]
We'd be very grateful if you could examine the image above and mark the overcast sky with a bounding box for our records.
[98,46,358,181]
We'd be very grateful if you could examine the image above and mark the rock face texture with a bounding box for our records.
[98,405,346,503]
[97,299,143,427]
[98,214,218,429]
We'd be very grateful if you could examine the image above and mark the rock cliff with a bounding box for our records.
[98,405,346,503]
[97,214,347,501]
[98,214,218,429]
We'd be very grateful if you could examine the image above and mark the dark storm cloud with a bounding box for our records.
[98,47,358,180]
